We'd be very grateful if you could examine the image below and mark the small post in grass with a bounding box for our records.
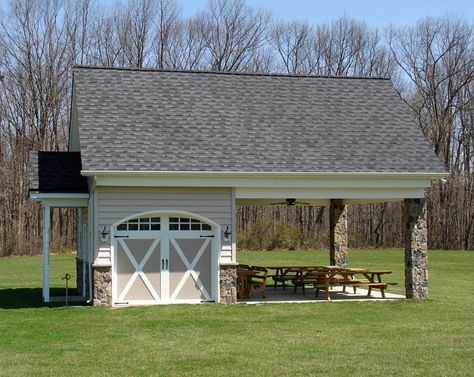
[62,273,71,306]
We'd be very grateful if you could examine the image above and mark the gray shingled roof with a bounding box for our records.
[29,151,88,193]
[73,67,445,173]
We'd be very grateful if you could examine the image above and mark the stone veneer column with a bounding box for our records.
[329,199,348,267]
[93,266,112,306]
[404,198,428,299]
[219,264,237,304]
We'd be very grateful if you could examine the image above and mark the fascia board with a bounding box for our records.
[29,193,90,200]
[89,174,440,191]
[81,170,448,180]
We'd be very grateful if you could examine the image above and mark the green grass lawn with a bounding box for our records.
[0,249,473,376]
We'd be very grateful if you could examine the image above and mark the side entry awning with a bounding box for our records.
[29,151,89,206]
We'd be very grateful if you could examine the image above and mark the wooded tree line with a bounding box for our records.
[0,0,473,255]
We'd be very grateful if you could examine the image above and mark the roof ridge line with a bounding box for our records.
[72,65,391,81]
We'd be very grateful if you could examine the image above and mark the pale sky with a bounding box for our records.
[181,0,473,28]
[1,0,471,28]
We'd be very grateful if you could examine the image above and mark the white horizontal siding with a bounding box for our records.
[97,187,232,226]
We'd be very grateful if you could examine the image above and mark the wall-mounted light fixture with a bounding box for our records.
[223,226,232,243]
[100,226,109,243]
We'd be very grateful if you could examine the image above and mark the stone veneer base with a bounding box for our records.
[219,264,237,304]
[93,265,112,306]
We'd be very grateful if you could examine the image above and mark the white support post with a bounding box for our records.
[231,188,237,263]
[42,205,51,302]
[77,208,82,259]
[78,208,86,297]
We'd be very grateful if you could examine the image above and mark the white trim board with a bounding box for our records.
[86,174,436,201]
[81,170,447,179]
[84,171,444,200]
[29,193,89,208]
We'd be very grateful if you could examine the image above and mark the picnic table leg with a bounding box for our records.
[325,287,331,300]
[376,273,385,298]
[350,274,357,294]
[245,277,252,298]
[237,277,243,299]
[367,273,376,297]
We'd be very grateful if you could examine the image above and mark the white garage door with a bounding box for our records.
[112,213,218,305]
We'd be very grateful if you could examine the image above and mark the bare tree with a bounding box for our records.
[117,0,157,68]
[0,0,79,255]
[269,20,313,74]
[387,16,474,249]
[0,1,472,255]
[201,0,270,72]
[162,15,208,70]
[152,0,180,68]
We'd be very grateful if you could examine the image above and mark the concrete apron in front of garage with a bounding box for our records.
[238,286,404,304]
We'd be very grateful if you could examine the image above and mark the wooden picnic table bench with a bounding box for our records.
[295,268,397,300]
[266,266,324,290]
[237,265,268,298]
[236,268,259,299]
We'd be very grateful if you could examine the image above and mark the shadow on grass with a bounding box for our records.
[0,288,88,309]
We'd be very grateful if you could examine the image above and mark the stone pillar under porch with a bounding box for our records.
[219,264,238,304]
[329,199,348,267]
[404,198,428,299]
[92,265,112,306]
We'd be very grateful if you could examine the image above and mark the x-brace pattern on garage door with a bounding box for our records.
[117,238,161,301]
[169,237,211,301]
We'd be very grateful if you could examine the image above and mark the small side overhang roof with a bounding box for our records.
[29,151,89,207]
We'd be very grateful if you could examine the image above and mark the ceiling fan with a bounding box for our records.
[271,198,310,206]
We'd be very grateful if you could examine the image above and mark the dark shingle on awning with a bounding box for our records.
[29,151,88,193]
[73,66,446,174]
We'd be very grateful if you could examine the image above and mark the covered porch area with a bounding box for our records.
[221,171,437,304]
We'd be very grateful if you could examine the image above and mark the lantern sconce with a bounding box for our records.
[223,226,232,243]
[100,226,110,243]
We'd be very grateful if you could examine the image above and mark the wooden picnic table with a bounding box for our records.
[236,268,259,299]
[299,268,395,299]
[361,270,392,296]
[266,266,325,290]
